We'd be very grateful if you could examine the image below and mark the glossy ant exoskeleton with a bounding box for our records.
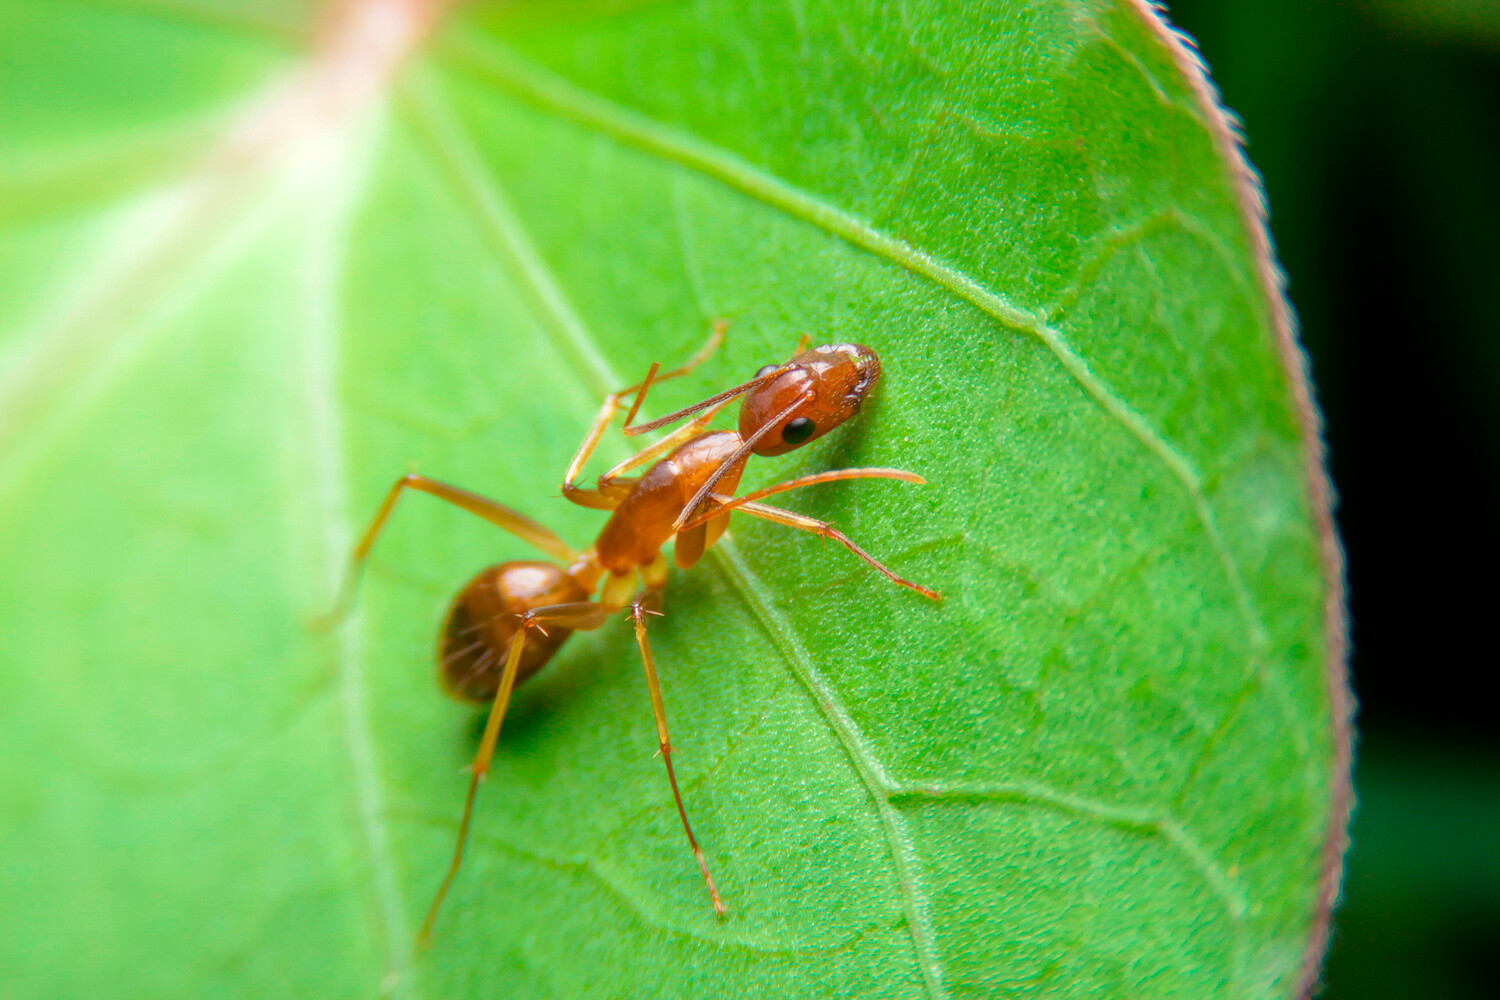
[322,324,939,945]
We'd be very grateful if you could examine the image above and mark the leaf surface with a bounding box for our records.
[0,1,1345,998]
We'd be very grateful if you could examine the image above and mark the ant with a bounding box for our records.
[321,323,940,947]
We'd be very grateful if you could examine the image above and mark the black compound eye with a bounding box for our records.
[755,364,781,380]
[781,417,815,445]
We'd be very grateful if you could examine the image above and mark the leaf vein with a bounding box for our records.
[298,110,415,995]
[887,778,1250,920]
[713,545,950,1000]
[441,27,1277,709]
[400,68,619,400]
[398,810,865,956]
[407,75,950,1000]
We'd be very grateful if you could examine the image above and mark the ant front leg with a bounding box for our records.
[717,497,941,602]
[561,321,726,509]
[678,469,941,601]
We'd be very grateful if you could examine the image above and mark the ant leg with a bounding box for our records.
[675,468,927,569]
[562,321,726,505]
[562,373,659,504]
[620,326,823,446]
[558,477,638,512]
[630,600,728,916]
[566,409,719,508]
[419,599,620,946]
[315,474,575,628]
[720,499,941,602]
[621,319,726,430]
[419,622,530,946]
[679,468,927,526]
[598,397,730,482]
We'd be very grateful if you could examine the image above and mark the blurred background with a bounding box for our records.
[1165,1,1500,997]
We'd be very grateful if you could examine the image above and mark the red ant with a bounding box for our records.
[322,324,939,945]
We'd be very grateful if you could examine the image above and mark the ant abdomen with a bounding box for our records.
[438,561,588,702]
[327,328,935,944]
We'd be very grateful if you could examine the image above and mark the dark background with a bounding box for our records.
[1163,2,1500,997]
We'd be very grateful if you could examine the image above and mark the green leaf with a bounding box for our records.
[0,2,1347,998]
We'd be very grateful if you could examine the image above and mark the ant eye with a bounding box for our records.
[781,417,815,445]
[755,364,780,379]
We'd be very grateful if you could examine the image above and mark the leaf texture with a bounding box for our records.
[0,1,1347,998]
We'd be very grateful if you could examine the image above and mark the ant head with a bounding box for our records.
[739,344,882,457]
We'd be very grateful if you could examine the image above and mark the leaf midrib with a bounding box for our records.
[0,5,1286,996]
[437,24,1277,684]
[299,112,416,995]
[403,69,956,999]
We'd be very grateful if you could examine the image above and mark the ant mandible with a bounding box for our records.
[321,323,940,946]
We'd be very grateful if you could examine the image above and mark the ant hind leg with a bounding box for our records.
[419,599,621,947]
[630,599,728,916]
